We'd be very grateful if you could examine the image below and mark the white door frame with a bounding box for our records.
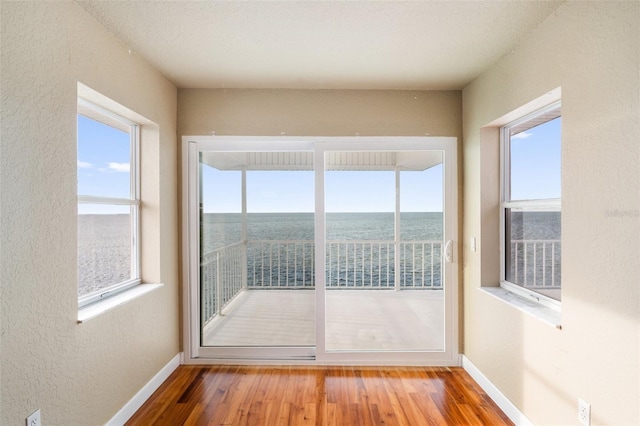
[182,136,459,365]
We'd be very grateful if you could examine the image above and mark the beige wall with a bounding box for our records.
[0,2,179,425]
[178,88,464,349]
[4,1,637,425]
[462,2,639,425]
[178,89,461,138]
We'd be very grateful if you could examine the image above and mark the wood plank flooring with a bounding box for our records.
[126,366,513,425]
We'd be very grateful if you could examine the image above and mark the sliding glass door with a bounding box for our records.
[190,143,316,359]
[323,151,445,353]
[183,137,457,364]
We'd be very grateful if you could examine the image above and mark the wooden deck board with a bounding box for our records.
[203,289,444,351]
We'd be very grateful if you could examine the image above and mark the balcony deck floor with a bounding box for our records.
[203,289,444,351]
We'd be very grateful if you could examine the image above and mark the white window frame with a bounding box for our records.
[500,101,561,310]
[77,99,141,308]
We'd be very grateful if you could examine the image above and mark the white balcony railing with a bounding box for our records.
[510,239,561,289]
[247,240,315,289]
[201,239,560,324]
[201,241,245,324]
[201,239,442,324]
[245,240,443,289]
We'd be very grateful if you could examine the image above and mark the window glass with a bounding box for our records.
[325,171,395,241]
[78,204,132,297]
[77,115,131,199]
[77,103,139,304]
[505,207,561,301]
[502,103,561,303]
[400,162,443,242]
[510,117,561,200]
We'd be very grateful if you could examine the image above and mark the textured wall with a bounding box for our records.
[178,89,461,137]
[462,1,639,425]
[0,2,179,425]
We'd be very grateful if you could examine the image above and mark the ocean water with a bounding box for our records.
[201,212,444,252]
[199,212,446,318]
[78,214,131,297]
[202,211,561,293]
[77,211,561,297]
[202,212,446,287]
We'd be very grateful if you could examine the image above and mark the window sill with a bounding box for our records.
[78,283,163,323]
[479,287,562,329]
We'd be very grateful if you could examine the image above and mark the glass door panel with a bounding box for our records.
[185,137,457,363]
[324,151,445,352]
[198,151,315,349]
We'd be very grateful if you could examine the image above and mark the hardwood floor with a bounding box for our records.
[126,365,513,425]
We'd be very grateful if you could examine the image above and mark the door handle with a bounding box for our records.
[444,240,453,263]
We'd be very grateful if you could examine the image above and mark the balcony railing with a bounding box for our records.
[201,241,245,324]
[247,240,315,288]
[201,238,560,324]
[510,239,561,289]
[201,239,442,324]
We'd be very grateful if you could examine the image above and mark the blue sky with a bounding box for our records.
[201,164,444,213]
[77,115,131,214]
[78,115,561,214]
[510,117,561,200]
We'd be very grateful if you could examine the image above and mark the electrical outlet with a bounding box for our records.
[26,409,41,426]
[578,399,590,426]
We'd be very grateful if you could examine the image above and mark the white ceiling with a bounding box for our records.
[77,1,564,90]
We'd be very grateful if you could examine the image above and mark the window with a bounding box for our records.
[501,102,561,305]
[77,99,140,307]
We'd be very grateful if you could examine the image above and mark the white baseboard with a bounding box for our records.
[462,355,533,426]
[106,353,182,426]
